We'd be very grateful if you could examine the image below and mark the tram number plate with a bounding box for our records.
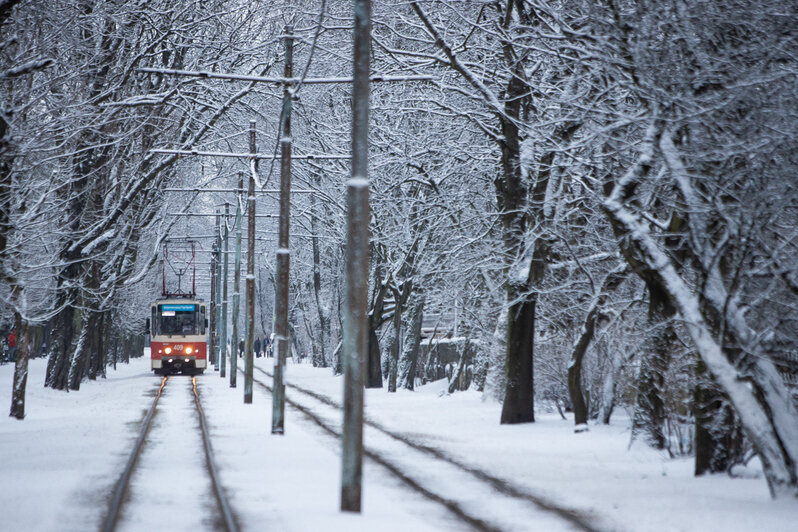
[174,345,184,351]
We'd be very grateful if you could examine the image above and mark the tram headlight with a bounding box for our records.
[184,358,190,363]
[165,347,172,354]
[185,347,193,355]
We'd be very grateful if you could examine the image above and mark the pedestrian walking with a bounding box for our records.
[7,328,17,362]
[254,337,261,358]
[238,338,244,358]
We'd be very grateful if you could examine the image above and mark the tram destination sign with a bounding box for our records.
[161,304,196,312]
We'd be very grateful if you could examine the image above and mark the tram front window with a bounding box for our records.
[158,305,198,336]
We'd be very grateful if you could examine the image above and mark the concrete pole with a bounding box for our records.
[341,0,370,513]
[230,174,243,388]
[220,202,230,378]
[215,210,223,371]
[209,241,217,367]
[244,121,257,404]
[272,25,293,435]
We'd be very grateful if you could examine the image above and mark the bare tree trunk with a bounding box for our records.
[424,333,441,383]
[500,293,537,423]
[299,296,319,363]
[31,326,43,358]
[366,328,382,388]
[631,283,676,449]
[122,334,131,364]
[288,320,301,361]
[694,358,740,475]
[598,347,623,425]
[332,340,343,376]
[67,310,89,391]
[569,266,627,427]
[567,307,598,427]
[110,325,118,371]
[100,312,109,378]
[10,311,29,419]
[311,172,329,368]
[387,288,402,392]
[400,294,425,390]
[46,306,75,390]
[448,339,471,394]
[366,261,388,388]
[87,311,104,380]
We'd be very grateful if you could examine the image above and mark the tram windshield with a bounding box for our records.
[156,304,201,336]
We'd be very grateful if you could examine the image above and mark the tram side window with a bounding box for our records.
[158,310,198,336]
[200,306,206,334]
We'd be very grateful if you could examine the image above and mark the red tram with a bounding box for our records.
[149,299,207,375]
[148,239,208,375]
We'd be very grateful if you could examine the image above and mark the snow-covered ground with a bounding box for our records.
[1,356,797,531]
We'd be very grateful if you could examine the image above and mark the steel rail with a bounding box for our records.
[191,377,239,532]
[101,376,168,532]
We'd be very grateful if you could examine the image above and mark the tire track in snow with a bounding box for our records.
[250,366,609,532]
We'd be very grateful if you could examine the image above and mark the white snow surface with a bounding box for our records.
[1,356,797,532]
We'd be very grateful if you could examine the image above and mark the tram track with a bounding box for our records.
[249,365,610,532]
[101,377,167,532]
[101,375,239,532]
[192,376,239,532]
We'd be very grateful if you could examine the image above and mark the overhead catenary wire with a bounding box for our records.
[151,148,350,160]
[164,188,317,194]
[138,67,432,85]
[167,213,278,218]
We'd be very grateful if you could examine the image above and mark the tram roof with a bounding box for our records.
[150,297,206,306]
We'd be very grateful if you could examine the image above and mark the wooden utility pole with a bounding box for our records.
[272,25,293,435]
[244,121,257,404]
[230,174,243,388]
[220,202,230,378]
[341,0,371,513]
